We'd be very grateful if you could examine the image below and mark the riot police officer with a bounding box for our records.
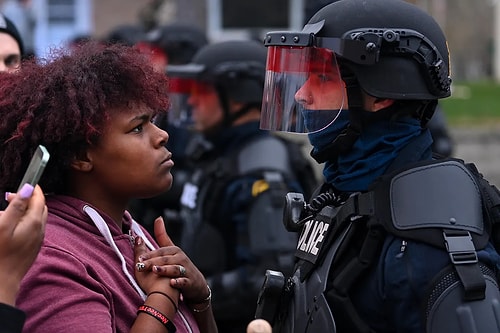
[304,1,454,158]
[255,0,500,332]
[167,40,319,333]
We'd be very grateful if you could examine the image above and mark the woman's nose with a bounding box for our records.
[155,124,169,147]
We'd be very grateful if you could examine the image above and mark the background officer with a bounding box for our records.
[167,39,319,333]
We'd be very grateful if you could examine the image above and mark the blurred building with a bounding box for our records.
[0,0,302,57]
[0,0,153,57]
[0,0,496,81]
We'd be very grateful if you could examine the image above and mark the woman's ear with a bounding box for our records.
[70,151,93,172]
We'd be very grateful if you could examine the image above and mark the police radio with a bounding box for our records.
[283,191,342,232]
[282,192,308,232]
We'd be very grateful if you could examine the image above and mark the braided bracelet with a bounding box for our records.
[190,285,212,313]
[148,291,178,313]
[137,305,177,333]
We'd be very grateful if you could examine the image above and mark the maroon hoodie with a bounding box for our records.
[16,195,199,333]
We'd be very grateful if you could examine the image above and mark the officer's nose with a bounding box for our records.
[295,79,313,106]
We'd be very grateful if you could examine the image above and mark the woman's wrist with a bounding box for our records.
[144,290,179,319]
[0,276,20,306]
[186,284,212,313]
[0,289,16,307]
[148,291,178,312]
[137,305,177,333]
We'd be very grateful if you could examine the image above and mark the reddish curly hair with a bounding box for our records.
[0,41,170,193]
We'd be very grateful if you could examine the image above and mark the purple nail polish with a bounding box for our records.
[4,192,11,201]
[18,183,34,199]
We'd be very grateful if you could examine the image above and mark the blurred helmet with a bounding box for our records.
[167,40,267,127]
[105,24,147,46]
[260,0,452,133]
[148,23,208,65]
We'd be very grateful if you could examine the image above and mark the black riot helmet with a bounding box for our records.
[167,40,268,129]
[105,24,147,46]
[147,23,208,65]
[260,0,452,134]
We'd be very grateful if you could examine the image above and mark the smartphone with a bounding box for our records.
[17,145,50,192]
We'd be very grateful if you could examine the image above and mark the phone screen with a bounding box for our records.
[17,145,50,191]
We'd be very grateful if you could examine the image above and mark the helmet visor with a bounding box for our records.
[167,77,213,128]
[260,46,346,133]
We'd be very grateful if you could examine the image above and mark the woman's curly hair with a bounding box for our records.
[0,41,170,193]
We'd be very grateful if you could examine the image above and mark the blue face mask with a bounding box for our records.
[305,109,350,152]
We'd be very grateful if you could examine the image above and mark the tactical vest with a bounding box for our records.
[256,157,500,332]
[179,134,303,275]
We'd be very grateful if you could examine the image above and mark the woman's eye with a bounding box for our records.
[132,124,144,133]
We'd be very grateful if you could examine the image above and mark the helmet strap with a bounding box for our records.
[198,84,230,137]
[227,103,259,124]
[214,84,257,129]
[417,100,438,127]
[214,84,232,128]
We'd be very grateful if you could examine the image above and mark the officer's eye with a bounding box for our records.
[318,74,331,82]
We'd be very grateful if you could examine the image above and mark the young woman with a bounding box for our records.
[0,41,217,333]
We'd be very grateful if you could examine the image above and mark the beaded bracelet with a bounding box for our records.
[148,291,178,313]
[190,285,212,313]
[137,305,177,333]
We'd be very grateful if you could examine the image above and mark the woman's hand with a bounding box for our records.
[133,234,180,301]
[0,184,47,305]
[133,232,180,332]
[137,217,210,304]
[134,217,218,333]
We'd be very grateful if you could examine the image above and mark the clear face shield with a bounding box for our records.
[167,77,195,128]
[260,45,346,134]
[166,76,215,128]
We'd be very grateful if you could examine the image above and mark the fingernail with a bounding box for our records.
[19,184,34,199]
[153,265,162,273]
[135,236,143,245]
[4,192,11,201]
[136,262,145,271]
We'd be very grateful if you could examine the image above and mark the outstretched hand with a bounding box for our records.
[0,184,47,306]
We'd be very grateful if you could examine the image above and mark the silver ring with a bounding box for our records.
[179,265,186,277]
